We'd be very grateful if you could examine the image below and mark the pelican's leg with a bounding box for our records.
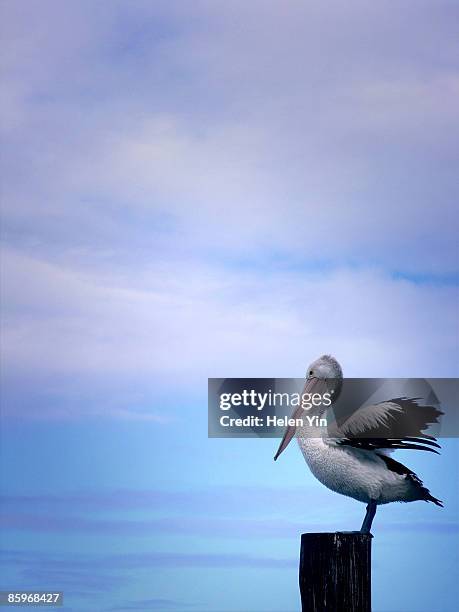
[360,500,377,533]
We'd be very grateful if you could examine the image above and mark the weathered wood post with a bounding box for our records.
[299,532,372,612]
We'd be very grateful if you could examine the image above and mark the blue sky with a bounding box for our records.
[1,1,458,611]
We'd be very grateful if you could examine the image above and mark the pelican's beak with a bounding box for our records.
[273,377,322,461]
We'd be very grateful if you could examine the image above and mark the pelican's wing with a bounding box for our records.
[329,397,443,453]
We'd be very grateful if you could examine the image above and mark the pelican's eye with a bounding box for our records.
[309,370,314,376]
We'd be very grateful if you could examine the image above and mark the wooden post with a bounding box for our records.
[299,532,372,612]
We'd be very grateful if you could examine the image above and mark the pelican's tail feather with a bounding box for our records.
[376,453,443,507]
[423,491,444,507]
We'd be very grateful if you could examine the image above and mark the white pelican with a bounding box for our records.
[274,355,443,533]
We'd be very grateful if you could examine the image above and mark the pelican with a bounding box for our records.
[274,355,443,533]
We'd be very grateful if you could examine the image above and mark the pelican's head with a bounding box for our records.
[274,354,343,461]
[306,354,343,401]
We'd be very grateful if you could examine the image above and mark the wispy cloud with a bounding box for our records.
[1,249,458,419]
[1,548,297,611]
[0,484,337,538]
[2,485,456,537]
[0,547,296,572]
[0,485,328,513]
[3,511,456,538]
[0,549,126,594]
[0,512,319,538]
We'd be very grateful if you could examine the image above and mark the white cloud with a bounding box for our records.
[1,247,457,418]
[1,0,458,273]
